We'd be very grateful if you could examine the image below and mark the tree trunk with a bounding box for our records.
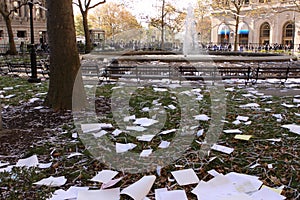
[45,0,85,111]
[82,12,92,53]
[161,0,165,50]
[0,103,2,131]
[234,15,239,51]
[5,16,17,55]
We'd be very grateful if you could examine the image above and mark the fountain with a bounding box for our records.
[183,4,200,56]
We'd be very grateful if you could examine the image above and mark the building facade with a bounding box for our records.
[0,0,47,52]
[210,0,300,50]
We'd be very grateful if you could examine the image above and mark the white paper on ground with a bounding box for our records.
[153,88,168,92]
[140,149,153,157]
[196,129,204,137]
[232,120,241,125]
[250,187,286,200]
[211,144,234,154]
[50,186,89,200]
[92,130,107,138]
[171,168,199,186]
[124,115,136,122]
[16,155,39,167]
[168,104,176,110]
[116,143,137,153]
[223,129,243,134]
[239,103,260,108]
[159,129,177,135]
[158,141,170,149]
[126,126,147,132]
[137,134,156,142]
[281,124,300,135]
[133,118,158,127]
[194,114,210,121]
[67,152,83,159]
[281,103,295,108]
[225,172,262,193]
[121,175,156,200]
[34,176,67,187]
[101,177,123,189]
[249,163,260,169]
[38,162,52,169]
[90,170,119,183]
[0,165,14,173]
[77,188,120,200]
[81,124,101,133]
[157,190,188,200]
[112,129,122,136]
[236,116,249,122]
[155,188,168,200]
[207,169,221,177]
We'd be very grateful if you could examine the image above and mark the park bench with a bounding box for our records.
[6,60,49,78]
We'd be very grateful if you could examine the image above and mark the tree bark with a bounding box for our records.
[82,11,92,53]
[45,0,85,111]
[161,0,165,50]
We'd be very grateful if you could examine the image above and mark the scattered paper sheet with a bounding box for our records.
[171,168,199,186]
[77,188,120,200]
[126,126,147,132]
[34,176,67,187]
[261,185,284,194]
[239,103,260,108]
[159,129,177,135]
[90,170,119,183]
[225,172,262,193]
[112,129,122,136]
[196,129,204,137]
[223,129,243,134]
[281,103,295,108]
[121,175,156,200]
[158,141,170,149]
[50,186,89,200]
[236,116,249,122]
[168,105,176,110]
[207,169,221,177]
[134,118,158,127]
[211,144,234,154]
[67,152,83,159]
[101,177,123,189]
[38,162,53,169]
[153,88,168,92]
[155,188,168,200]
[234,135,252,141]
[81,124,101,133]
[194,114,210,121]
[16,155,39,167]
[250,187,286,200]
[124,115,136,122]
[249,163,260,169]
[156,190,188,200]
[137,134,156,142]
[281,124,300,135]
[92,130,107,138]
[140,149,153,157]
[116,143,137,153]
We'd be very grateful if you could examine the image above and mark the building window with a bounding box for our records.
[17,31,26,38]
[284,23,293,37]
[0,30,3,38]
[260,22,270,45]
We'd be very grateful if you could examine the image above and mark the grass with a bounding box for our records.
[0,76,299,199]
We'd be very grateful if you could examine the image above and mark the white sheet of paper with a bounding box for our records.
[157,190,188,200]
[223,129,243,134]
[112,129,122,136]
[137,134,156,142]
[140,149,153,157]
[234,135,252,141]
[121,175,156,200]
[232,120,241,125]
[155,188,168,200]
[16,155,39,167]
[171,168,199,186]
[159,129,177,135]
[116,143,137,153]
[101,177,123,189]
[38,162,53,169]
[124,115,136,122]
[67,152,83,159]
[158,141,170,149]
[34,176,67,187]
[90,170,119,183]
[211,144,234,154]
[133,118,158,127]
[239,103,260,108]
[197,129,204,137]
[281,124,300,135]
[81,123,101,133]
[92,130,107,138]
[77,188,120,200]
[281,103,295,108]
[168,105,176,110]
[236,116,249,122]
[50,186,89,200]
[126,126,147,132]
[207,169,221,177]
[153,88,168,92]
[250,187,286,200]
[194,114,210,121]
[225,172,262,193]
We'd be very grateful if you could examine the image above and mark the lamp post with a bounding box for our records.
[27,1,40,83]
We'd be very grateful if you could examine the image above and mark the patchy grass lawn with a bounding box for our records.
[0,76,299,199]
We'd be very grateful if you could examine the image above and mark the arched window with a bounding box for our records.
[259,22,270,45]
[282,22,294,45]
